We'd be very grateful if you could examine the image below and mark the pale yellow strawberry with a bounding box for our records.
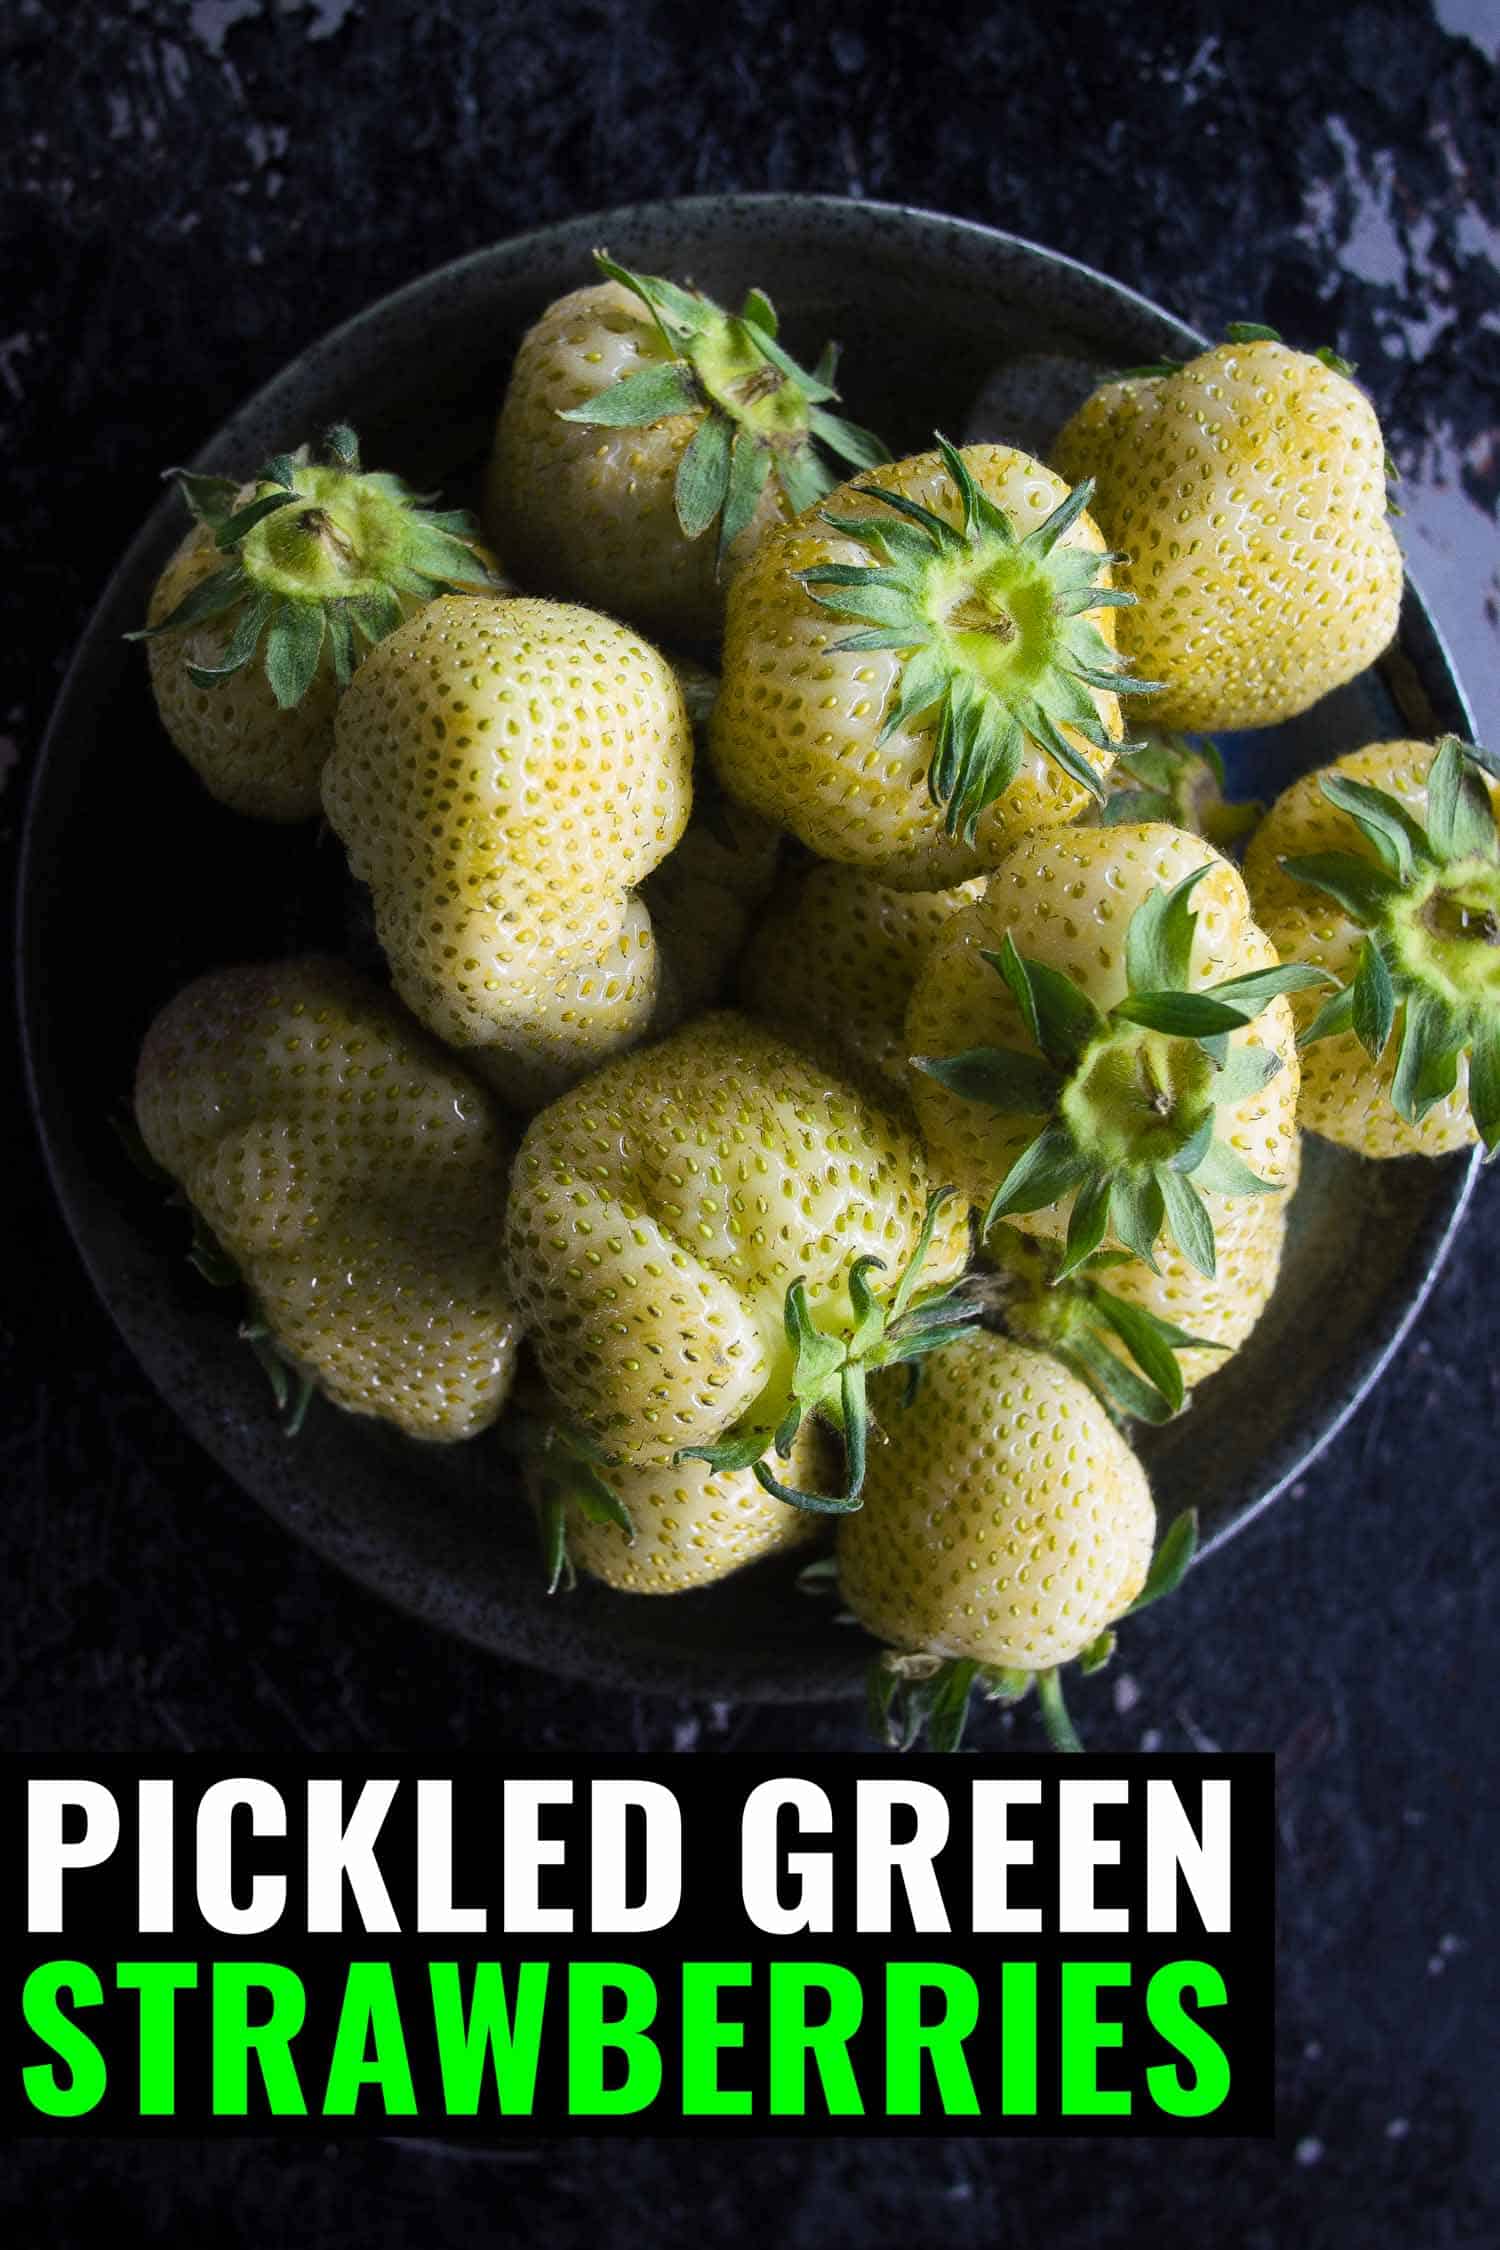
[712,440,1130,891]
[1052,337,1402,731]
[485,260,885,642]
[321,594,693,1109]
[837,1330,1155,1671]
[907,823,1302,1276]
[988,1133,1301,1408]
[503,1011,973,1482]
[146,521,340,820]
[134,958,522,1439]
[139,432,500,821]
[740,862,984,1097]
[541,1422,830,1594]
[643,797,782,1028]
[1245,738,1500,1157]
[1101,1138,1298,1387]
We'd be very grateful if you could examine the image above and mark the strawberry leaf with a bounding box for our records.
[1425,736,1499,865]
[1391,992,1464,1123]
[1127,1509,1199,1614]
[1157,1165,1215,1277]
[1109,1173,1165,1271]
[1351,936,1397,1061]
[1280,850,1405,928]
[559,363,700,428]
[1125,865,1213,996]
[675,411,734,539]
[1319,771,1431,880]
[1468,1018,1500,1154]
[984,1124,1093,1230]
[1056,1172,1112,1280]
[263,601,326,710]
[912,1046,1062,1112]
[1187,1140,1280,1198]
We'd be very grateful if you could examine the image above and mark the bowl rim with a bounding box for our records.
[16,190,1483,1698]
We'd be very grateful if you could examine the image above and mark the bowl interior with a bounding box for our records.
[19,195,1478,1699]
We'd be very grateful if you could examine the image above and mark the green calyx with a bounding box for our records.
[559,250,890,569]
[679,1189,979,1515]
[516,1418,636,1596]
[129,423,496,709]
[867,1510,1199,1753]
[112,1110,320,1439]
[914,867,1331,1277]
[1099,727,1262,851]
[983,1224,1223,1426]
[797,435,1152,842]
[1290,736,1500,1152]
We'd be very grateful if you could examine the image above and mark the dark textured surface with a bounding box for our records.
[3,0,1498,2242]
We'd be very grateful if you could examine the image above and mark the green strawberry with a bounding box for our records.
[740,861,983,1101]
[907,822,1317,1277]
[1245,735,1500,1157]
[485,253,887,642]
[837,1329,1191,1751]
[133,957,522,1440]
[321,594,693,1109]
[133,426,498,820]
[503,1011,976,1507]
[711,438,1142,890]
[1052,329,1402,731]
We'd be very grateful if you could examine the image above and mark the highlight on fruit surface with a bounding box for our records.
[830,1327,1196,1752]
[910,838,1326,1277]
[1246,735,1500,1158]
[1052,324,1403,733]
[711,441,1133,893]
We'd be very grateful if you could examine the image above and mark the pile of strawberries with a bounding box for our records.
[131,256,1500,1748]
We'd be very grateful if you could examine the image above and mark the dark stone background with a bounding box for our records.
[3,0,1497,2240]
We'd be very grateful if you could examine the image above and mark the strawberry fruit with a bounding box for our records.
[1246,735,1500,1157]
[1052,328,1402,732]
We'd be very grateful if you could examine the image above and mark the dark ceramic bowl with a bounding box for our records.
[18,195,1480,1700]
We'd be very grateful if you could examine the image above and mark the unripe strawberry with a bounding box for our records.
[713,439,1138,892]
[527,1416,828,1595]
[136,427,499,820]
[322,594,693,1109]
[837,1330,1156,1672]
[134,958,521,1439]
[740,862,983,1099]
[1091,724,1261,853]
[644,798,783,1029]
[504,1011,975,1503]
[1244,736,1500,1157]
[485,256,887,642]
[1052,331,1402,731]
[985,1137,1299,1418]
[908,823,1313,1279]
